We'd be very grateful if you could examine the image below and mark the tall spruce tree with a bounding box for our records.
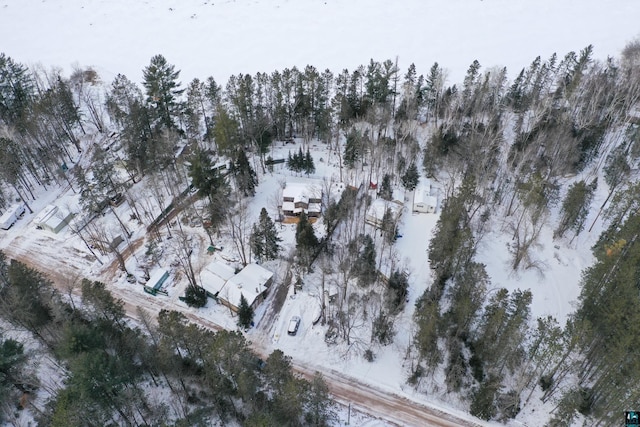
[142,54,184,130]
[231,149,258,196]
[0,334,28,422]
[379,174,393,201]
[0,54,34,134]
[304,148,316,175]
[343,129,362,168]
[250,207,282,262]
[237,294,254,329]
[401,163,420,191]
[351,234,377,287]
[296,211,318,265]
[554,180,596,239]
[386,269,408,313]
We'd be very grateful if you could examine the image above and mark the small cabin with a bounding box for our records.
[221,263,274,311]
[144,269,170,296]
[413,180,437,214]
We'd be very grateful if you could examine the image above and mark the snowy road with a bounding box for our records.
[4,241,485,427]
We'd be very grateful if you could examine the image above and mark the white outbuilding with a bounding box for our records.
[413,179,437,214]
[34,205,74,233]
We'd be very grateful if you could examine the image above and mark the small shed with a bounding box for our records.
[144,269,170,296]
[413,180,437,214]
[147,269,170,290]
[34,205,74,233]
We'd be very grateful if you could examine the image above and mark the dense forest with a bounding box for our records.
[0,254,334,426]
[0,37,640,426]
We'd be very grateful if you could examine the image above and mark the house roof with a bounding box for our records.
[148,269,170,289]
[219,263,273,308]
[392,188,405,205]
[34,205,58,225]
[34,205,73,231]
[368,198,402,221]
[308,202,322,213]
[201,262,273,309]
[200,260,236,296]
[282,179,323,202]
[413,179,435,205]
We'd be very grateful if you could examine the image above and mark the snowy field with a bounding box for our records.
[1,0,639,87]
[1,1,640,426]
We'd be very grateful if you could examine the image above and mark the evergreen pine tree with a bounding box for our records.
[142,54,184,130]
[212,103,241,156]
[413,290,442,368]
[296,211,319,264]
[250,208,282,262]
[554,180,596,239]
[304,148,315,175]
[380,207,397,245]
[351,234,377,287]
[237,294,254,329]
[250,222,265,262]
[183,285,207,308]
[343,129,362,169]
[401,163,420,191]
[379,174,393,201]
[296,147,305,173]
[470,375,500,420]
[0,54,34,131]
[0,334,26,416]
[231,149,258,196]
[287,148,308,173]
[286,151,295,171]
[386,269,408,313]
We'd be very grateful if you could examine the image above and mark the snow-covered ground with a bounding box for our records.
[0,136,606,426]
[1,1,638,425]
[1,0,639,87]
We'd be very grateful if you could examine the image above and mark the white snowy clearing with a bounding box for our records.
[1,1,639,426]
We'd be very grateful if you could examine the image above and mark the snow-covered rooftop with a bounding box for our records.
[34,205,73,233]
[367,198,402,222]
[282,179,323,201]
[392,188,405,205]
[219,263,273,309]
[200,260,236,296]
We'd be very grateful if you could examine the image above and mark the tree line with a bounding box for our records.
[0,251,335,426]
